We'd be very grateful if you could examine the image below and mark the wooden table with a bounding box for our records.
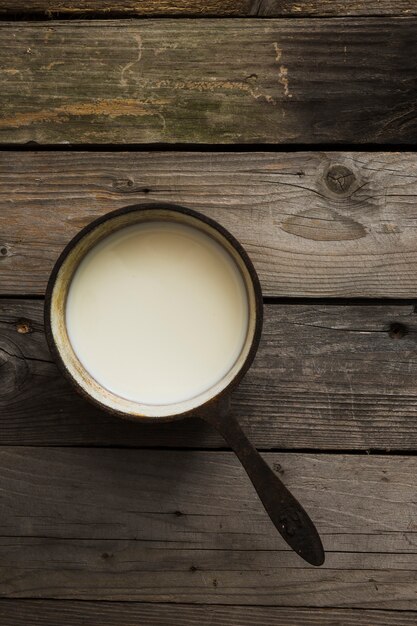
[1,2,417,624]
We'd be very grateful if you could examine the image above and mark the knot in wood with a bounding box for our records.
[388,322,407,340]
[112,177,135,191]
[325,165,356,195]
[16,318,33,334]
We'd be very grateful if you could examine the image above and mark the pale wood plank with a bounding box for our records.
[0,20,416,144]
[2,299,417,449]
[0,450,416,607]
[2,152,417,297]
[0,600,415,625]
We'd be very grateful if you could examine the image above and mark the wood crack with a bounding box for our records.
[0,346,52,365]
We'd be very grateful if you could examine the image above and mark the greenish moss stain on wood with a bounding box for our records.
[0,19,416,144]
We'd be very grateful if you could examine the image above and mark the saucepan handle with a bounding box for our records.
[202,410,324,566]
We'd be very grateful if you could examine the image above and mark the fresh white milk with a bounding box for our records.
[66,221,249,405]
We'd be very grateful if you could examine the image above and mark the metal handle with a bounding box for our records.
[203,410,324,566]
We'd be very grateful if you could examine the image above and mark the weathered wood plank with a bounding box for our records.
[0,541,416,606]
[2,152,417,297]
[258,1,417,16]
[2,300,417,449]
[0,449,415,607]
[1,601,415,626]
[0,448,415,552]
[0,0,256,16]
[0,0,415,17]
[1,20,416,144]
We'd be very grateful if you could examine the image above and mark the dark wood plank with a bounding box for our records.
[0,0,255,16]
[258,1,417,16]
[0,540,416,606]
[0,1,415,17]
[2,300,417,450]
[0,448,415,552]
[2,152,417,297]
[0,20,416,144]
[0,602,416,626]
[0,449,416,607]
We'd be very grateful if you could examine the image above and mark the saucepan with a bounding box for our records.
[45,202,324,566]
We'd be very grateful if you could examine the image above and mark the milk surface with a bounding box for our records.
[66,221,249,405]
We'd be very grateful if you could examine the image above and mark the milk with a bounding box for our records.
[66,221,249,405]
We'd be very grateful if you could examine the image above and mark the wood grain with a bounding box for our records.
[0,448,415,551]
[2,299,417,450]
[0,448,415,607]
[0,0,256,16]
[258,1,417,16]
[0,1,415,17]
[0,20,416,144]
[1,601,415,626]
[2,152,417,297]
[0,536,414,607]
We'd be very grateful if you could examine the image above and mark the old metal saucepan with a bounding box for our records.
[45,203,324,566]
